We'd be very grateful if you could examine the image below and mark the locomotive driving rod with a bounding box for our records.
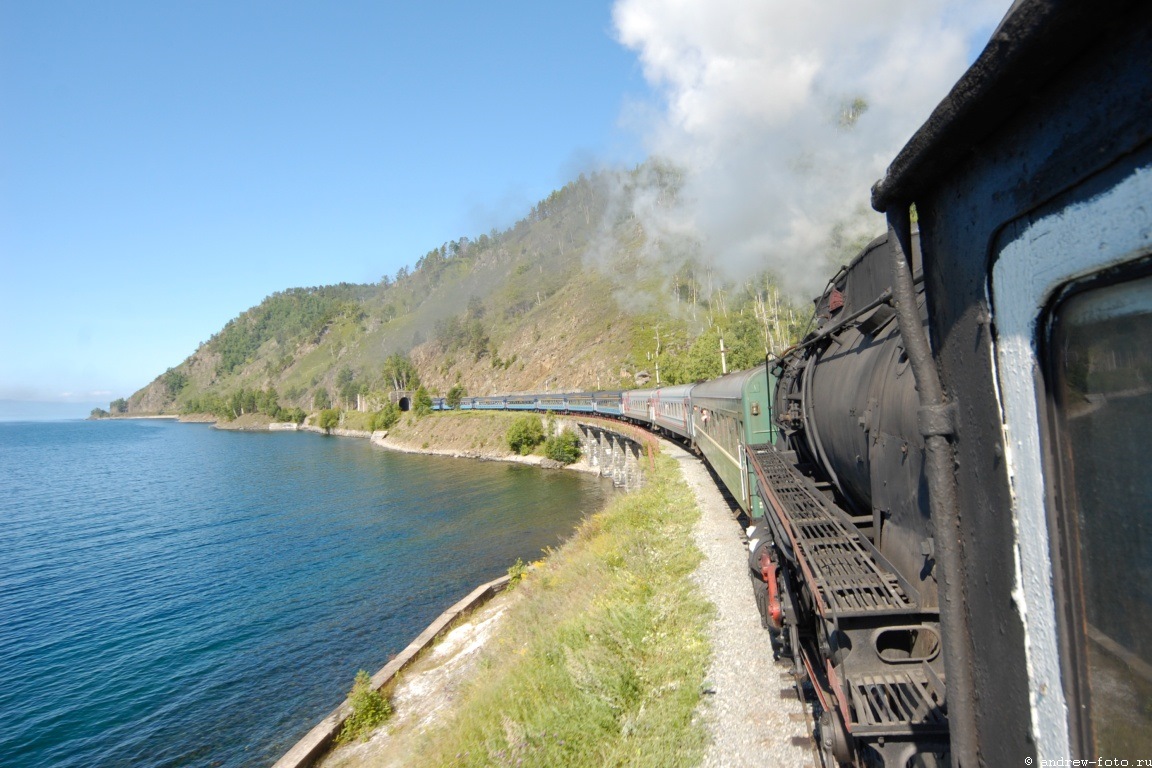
[887,212,979,768]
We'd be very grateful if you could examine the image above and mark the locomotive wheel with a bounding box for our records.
[818,708,853,766]
[787,624,803,678]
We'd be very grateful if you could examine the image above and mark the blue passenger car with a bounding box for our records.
[592,391,623,417]
[536,394,567,413]
[565,393,595,414]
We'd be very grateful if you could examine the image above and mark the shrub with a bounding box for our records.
[446,384,466,409]
[506,415,544,455]
[336,670,391,744]
[413,385,433,416]
[318,408,340,432]
[282,407,307,425]
[544,428,582,464]
[507,557,528,589]
[313,388,332,410]
[369,402,400,431]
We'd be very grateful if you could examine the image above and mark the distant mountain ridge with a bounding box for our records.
[126,165,825,419]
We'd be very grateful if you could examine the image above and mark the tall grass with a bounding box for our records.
[399,454,711,767]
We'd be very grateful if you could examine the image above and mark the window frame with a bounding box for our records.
[989,163,1152,760]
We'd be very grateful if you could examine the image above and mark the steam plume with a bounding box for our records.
[612,0,1006,298]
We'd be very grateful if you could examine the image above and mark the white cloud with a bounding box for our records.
[612,0,1007,298]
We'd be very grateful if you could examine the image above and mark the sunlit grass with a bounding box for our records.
[392,453,711,768]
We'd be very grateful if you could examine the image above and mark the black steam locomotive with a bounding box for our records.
[445,0,1152,764]
[758,0,1152,763]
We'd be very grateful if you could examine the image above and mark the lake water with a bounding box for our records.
[0,419,610,767]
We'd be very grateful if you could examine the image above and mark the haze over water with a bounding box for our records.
[0,419,610,767]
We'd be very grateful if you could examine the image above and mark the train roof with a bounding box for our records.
[871,0,1136,212]
[653,383,695,397]
[690,366,769,401]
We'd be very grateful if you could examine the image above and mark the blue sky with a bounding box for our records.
[0,1,648,412]
[1,1,1006,419]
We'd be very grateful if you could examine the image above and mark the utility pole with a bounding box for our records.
[654,325,662,385]
[720,335,728,374]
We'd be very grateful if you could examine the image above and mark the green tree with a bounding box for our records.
[318,408,340,432]
[369,402,400,431]
[313,388,332,410]
[161,368,188,397]
[382,352,420,392]
[446,384,466,409]
[506,415,544,455]
[413,385,433,416]
[336,366,359,407]
[544,428,582,464]
[110,398,128,414]
[467,318,489,361]
[282,407,306,424]
[256,387,281,418]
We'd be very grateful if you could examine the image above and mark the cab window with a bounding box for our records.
[1048,270,1152,757]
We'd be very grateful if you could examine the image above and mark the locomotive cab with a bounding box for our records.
[870,0,1152,763]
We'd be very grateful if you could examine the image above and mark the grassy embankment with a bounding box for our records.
[368,450,712,768]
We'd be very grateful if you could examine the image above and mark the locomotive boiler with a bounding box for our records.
[747,232,948,767]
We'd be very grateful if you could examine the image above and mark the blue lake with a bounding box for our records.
[0,419,610,767]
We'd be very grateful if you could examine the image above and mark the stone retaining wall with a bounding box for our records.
[271,575,512,768]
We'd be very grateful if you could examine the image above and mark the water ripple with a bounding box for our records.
[0,420,610,767]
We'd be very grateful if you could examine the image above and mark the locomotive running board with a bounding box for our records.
[800,641,949,739]
[746,443,923,617]
[847,666,949,737]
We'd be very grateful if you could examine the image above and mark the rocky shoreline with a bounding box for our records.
[150,410,602,474]
[369,429,577,471]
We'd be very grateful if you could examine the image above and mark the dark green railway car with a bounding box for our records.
[689,365,776,519]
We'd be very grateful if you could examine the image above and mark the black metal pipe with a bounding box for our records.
[887,213,979,768]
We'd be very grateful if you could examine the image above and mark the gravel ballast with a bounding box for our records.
[668,444,819,768]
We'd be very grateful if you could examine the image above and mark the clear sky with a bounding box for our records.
[0,1,648,413]
[1,1,1006,419]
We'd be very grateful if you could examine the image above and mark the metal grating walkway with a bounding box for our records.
[747,444,917,617]
[848,668,948,736]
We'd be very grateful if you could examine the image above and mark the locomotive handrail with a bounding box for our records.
[784,270,921,359]
[888,215,976,767]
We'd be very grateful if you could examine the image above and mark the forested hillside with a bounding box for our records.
[126,164,853,421]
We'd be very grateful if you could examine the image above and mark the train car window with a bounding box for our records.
[1048,271,1152,758]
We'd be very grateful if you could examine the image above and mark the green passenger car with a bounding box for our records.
[689,364,776,520]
